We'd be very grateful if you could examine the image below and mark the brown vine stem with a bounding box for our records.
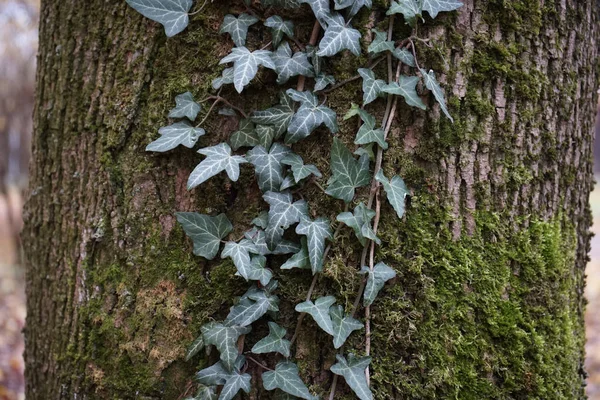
[321,57,385,94]
[296,19,321,92]
[246,355,275,371]
[203,95,249,121]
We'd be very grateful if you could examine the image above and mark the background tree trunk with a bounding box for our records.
[22,0,599,399]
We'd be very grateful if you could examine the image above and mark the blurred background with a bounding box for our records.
[0,1,598,399]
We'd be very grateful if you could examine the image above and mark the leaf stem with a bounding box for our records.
[246,355,274,371]
[296,19,321,92]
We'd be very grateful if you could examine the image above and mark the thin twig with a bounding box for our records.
[246,356,274,371]
[321,57,385,94]
[197,97,221,127]
[297,19,321,92]
[206,95,249,119]
[408,38,421,71]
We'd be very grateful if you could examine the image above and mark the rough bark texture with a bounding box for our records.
[22,0,599,399]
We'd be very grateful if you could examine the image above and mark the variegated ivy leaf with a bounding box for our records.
[230,119,259,150]
[169,91,201,121]
[261,0,301,7]
[251,321,291,357]
[325,138,370,203]
[285,89,338,143]
[314,74,335,91]
[305,45,323,76]
[422,0,463,18]
[220,47,276,93]
[221,239,259,281]
[330,304,364,348]
[354,110,388,149]
[330,354,373,400]
[295,216,332,274]
[262,361,318,400]
[317,13,361,57]
[256,124,278,149]
[375,170,409,219]
[298,0,332,27]
[213,67,235,90]
[176,212,233,259]
[265,16,295,47]
[187,385,218,400]
[295,296,336,335]
[185,334,205,361]
[382,75,426,109]
[252,211,269,229]
[334,0,372,17]
[367,28,394,54]
[188,143,247,189]
[126,0,192,37]
[420,68,453,122]
[272,42,315,85]
[201,322,251,371]
[392,47,416,67]
[146,121,205,152]
[225,284,279,327]
[336,202,380,246]
[361,262,396,306]
[247,144,292,192]
[280,237,310,270]
[386,0,421,27]
[358,68,386,105]
[281,153,322,183]
[264,191,308,248]
[220,13,258,47]
[251,92,296,138]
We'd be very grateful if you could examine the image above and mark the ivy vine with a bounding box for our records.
[126,0,461,398]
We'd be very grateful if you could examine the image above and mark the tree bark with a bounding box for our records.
[22,0,599,399]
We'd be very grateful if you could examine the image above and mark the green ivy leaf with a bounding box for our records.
[336,202,380,246]
[298,0,333,27]
[247,144,292,192]
[281,153,322,183]
[256,124,278,149]
[176,213,233,259]
[220,371,252,400]
[314,74,335,91]
[317,13,361,57]
[305,45,323,76]
[252,211,269,229]
[354,110,388,149]
[201,323,251,371]
[367,29,394,54]
[225,285,279,327]
[220,13,259,47]
[358,68,386,105]
[280,237,310,270]
[220,47,276,93]
[126,0,192,37]
[196,360,230,385]
[265,16,295,47]
[361,262,396,306]
[420,68,453,122]
[146,121,205,152]
[392,47,415,66]
[421,0,462,18]
[262,361,318,400]
[280,173,296,191]
[251,321,291,357]
[375,170,409,219]
[251,92,296,138]
[169,91,201,121]
[386,0,421,27]
[230,119,259,150]
[272,42,315,85]
[188,384,218,400]
[188,143,247,189]
[295,216,332,274]
[262,0,301,7]
[330,354,373,400]
[382,75,426,109]
[185,334,205,361]
[325,138,370,203]
[263,191,308,248]
[295,296,336,335]
[221,239,259,281]
[246,255,273,286]
[334,0,372,17]
[213,67,235,90]
[285,89,338,143]
[343,102,370,121]
[329,304,364,348]
[354,143,375,160]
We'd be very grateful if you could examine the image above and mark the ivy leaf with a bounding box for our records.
[305,45,323,76]
[367,29,394,54]
[220,371,252,400]
[280,173,296,191]
[146,121,205,152]
[386,0,421,27]
[285,89,338,143]
[354,111,388,149]
[382,75,426,109]
[295,216,332,274]
[330,354,373,400]
[220,13,259,47]
[358,68,386,105]
[252,211,269,229]
[196,360,231,386]
[256,124,278,149]
[230,119,259,150]
[262,361,317,400]
[221,239,259,281]
[213,67,235,90]
[421,0,463,18]
[334,0,372,17]
[272,42,315,85]
[280,237,310,270]
[326,138,370,203]
[392,47,416,67]
[247,144,292,192]
[262,0,301,7]
[188,143,247,189]
[248,255,274,286]
[185,334,205,361]
[201,323,251,371]
[420,68,453,122]
[245,227,271,255]
[314,74,336,91]
[126,0,192,37]
[176,213,233,259]
[298,0,332,27]
[336,202,380,246]
[251,92,296,138]
[251,321,291,357]
[264,191,308,248]
[375,170,409,219]
[329,305,364,348]
[295,296,336,335]
[169,91,201,121]
[361,262,396,306]
[265,16,295,47]
[220,47,276,93]
[281,153,322,183]
[343,102,370,121]
[354,143,375,160]
[317,13,361,57]
[188,385,218,400]
[226,285,279,327]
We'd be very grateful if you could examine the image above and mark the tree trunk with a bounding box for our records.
[22,0,599,399]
